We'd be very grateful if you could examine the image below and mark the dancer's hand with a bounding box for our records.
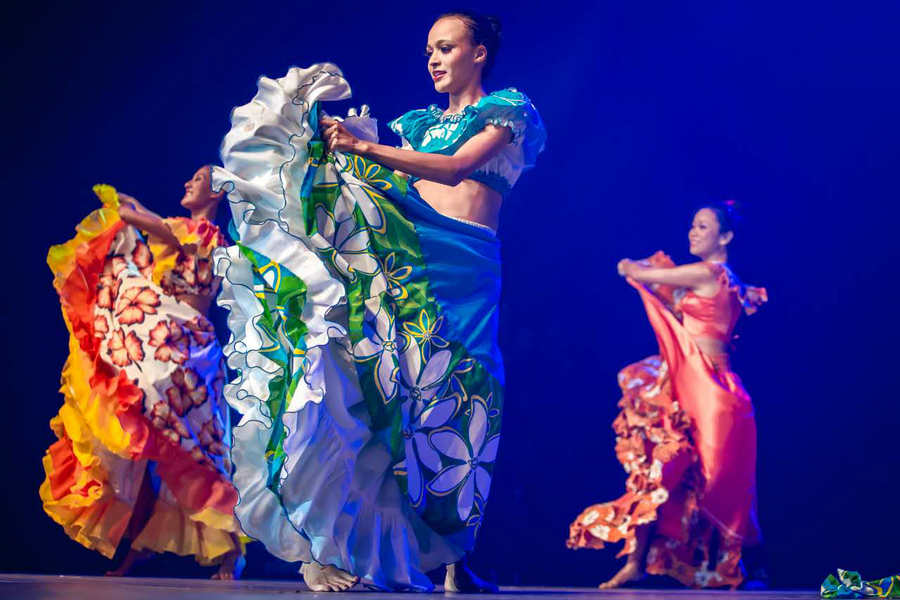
[117,193,165,222]
[617,259,633,277]
[320,118,362,154]
[117,192,142,212]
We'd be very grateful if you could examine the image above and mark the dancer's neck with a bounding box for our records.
[703,249,728,265]
[447,82,486,115]
[190,203,218,222]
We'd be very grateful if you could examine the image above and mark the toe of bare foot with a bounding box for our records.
[325,566,358,590]
[598,563,643,589]
[211,550,243,581]
[301,562,359,592]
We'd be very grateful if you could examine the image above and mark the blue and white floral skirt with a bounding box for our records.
[212,64,505,591]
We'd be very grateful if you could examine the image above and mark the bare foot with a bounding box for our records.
[444,560,499,593]
[211,550,245,580]
[599,560,643,589]
[105,549,150,577]
[300,561,359,592]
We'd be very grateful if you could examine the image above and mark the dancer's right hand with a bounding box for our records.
[320,118,362,154]
[117,192,143,212]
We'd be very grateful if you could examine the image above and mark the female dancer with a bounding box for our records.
[41,167,243,579]
[211,11,544,592]
[567,204,766,589]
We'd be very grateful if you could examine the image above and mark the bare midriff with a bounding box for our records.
[175,292,212,316]
[413,178,502,231]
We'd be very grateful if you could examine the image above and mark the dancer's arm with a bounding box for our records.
[320,118,511,186]
[619,259,717,290]
[118,192,163,219]
[118,200,180,248]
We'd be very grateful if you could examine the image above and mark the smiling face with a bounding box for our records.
[425,16,486,94]
[689,208,733,259]
[180,166,219,211]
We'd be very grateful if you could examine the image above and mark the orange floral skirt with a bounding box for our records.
[40,186,240,565]
[567,355,744,587]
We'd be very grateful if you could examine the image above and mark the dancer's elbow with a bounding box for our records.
[443,159,476,186]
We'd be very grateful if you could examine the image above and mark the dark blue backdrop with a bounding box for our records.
[3,0,898,588]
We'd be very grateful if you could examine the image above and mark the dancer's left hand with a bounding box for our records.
[320,118,361,153]
[617,259,633,277]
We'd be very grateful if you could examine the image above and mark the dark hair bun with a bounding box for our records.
[696,199,742,234]
[723,198,741,218]
[437,10,502,77]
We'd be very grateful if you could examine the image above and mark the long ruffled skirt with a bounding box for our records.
[567,281,760,588]
[212,64,505,591]
[41,187,241,564]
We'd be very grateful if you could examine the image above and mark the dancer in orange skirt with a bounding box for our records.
[567,202,767,589]
[40,168,243,578]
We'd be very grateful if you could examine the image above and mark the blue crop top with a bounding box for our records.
[388,88,546,196]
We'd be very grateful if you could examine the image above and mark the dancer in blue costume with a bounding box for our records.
[212,11,545,592]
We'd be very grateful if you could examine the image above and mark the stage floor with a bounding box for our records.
[0,574,819,599]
